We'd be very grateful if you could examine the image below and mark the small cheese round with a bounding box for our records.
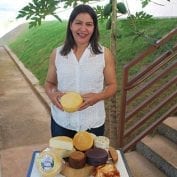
[50,147,75,158]
[94,136,110,149]
[36,150,62,177]
[69,151,86,169]
[49,136,73,151]
[86,147,108,166]
[73,131,93,151]
[60,92,83,112]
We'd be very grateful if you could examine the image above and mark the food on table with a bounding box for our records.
[73,131,94,151]
[61,164,94,177]
[94,136,110,149]
[49,136,73,151]
[35,133,121,177]
[50,147,75,158]
[69,151,86,169]
[60,92,83,112]
[86,147,108,166]
[94,163,120,177]
[108,146,118,163]
[36,150,63,177]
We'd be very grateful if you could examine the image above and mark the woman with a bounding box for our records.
[45,4,117,138]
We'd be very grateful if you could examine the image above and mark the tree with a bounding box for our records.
[16,0,98,28]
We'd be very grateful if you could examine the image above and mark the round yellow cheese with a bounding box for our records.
[73,131,94,151]
[36,150,62,177]
[60,92,83,112]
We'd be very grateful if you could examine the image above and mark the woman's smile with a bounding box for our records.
[70,13,94,45]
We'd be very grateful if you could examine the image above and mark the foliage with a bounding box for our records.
[127,11,154,42]
[93,5,105,22]
[16,0,61,28]
[103,2,127,30]
[17,0,98,28]
[63,0,95,8]
[16,0,172,29]
[17,0,128,28]
[140,0,170,8]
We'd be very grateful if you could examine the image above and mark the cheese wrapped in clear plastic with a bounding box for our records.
[36,149,63,177]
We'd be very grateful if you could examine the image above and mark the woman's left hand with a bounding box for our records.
[79,93,100,110]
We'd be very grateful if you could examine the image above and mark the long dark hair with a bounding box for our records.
[60,4,102,56]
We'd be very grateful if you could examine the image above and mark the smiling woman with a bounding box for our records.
[44,4,117,138]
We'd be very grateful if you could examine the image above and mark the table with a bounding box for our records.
[27,150,132,177]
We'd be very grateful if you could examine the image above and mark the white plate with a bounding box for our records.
[27,150,131,177]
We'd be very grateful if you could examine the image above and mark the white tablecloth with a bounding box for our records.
[27,150,131,177]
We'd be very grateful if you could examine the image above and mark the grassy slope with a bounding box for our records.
[9,18,177,85]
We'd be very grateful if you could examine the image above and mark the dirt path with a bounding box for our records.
[0,46,51,177]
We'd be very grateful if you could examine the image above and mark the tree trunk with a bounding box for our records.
[105,0,118,148]
[111,0,117,57]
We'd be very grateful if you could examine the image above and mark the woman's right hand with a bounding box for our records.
[50,91,65,110]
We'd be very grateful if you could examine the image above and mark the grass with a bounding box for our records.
[8,18,177,148]
[9,18,177,85]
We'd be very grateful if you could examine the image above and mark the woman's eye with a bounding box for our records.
[75,22,81,25]
[86,23,93,26]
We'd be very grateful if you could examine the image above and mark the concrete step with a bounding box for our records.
[136,135,177,177]
[157,116,177,144]
[125,151,167,177]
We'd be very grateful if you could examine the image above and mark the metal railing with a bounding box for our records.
[117,28,177,152]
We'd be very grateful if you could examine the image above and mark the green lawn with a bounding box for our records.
[9,18,177,85]
[8,18,177,147]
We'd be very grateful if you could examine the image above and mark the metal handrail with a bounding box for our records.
[117,27,177,151]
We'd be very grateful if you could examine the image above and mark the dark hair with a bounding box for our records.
[60,4,102,56]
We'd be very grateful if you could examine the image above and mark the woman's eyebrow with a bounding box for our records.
[74,19,93,24]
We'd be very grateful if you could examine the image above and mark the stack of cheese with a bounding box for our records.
[36,132,119,177]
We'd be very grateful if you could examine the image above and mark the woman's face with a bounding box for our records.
[70,13,94,46]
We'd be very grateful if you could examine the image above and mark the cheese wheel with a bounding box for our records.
[50,147,75,158]
[86,147,108,166]
[94,136,110,149]
[60,92,83,112]
[73,131,93,151]
[49,136,73,151]
[36,150,62,177]
[69,151,86,169]
[108,146,118,163]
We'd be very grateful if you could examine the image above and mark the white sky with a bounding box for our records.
[0,0,177,38]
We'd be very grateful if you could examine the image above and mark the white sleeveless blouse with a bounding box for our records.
[51,44,106,131]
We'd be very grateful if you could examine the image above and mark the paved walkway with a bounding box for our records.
[0,46,51,177]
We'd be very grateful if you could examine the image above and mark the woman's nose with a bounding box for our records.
[80,24,87,31]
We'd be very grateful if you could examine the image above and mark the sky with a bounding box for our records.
[0,0,177,38]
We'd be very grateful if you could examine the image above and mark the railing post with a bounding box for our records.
[117,67,128,148]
